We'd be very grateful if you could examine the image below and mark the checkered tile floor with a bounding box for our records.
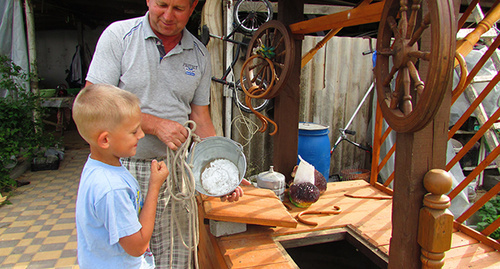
[0,147,88,268]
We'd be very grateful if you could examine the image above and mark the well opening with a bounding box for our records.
[275,227,388,268]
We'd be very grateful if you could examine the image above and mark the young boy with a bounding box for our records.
[73,84,169,268]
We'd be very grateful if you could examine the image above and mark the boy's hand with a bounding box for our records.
[220,179,252,202]
[149,160,169,188]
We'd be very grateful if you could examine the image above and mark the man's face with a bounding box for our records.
[147,0,198,38]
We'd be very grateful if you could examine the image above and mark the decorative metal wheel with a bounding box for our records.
[375,0,455,133]
[242,20,295,99]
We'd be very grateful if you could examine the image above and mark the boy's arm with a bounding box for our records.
[119,160,168,256]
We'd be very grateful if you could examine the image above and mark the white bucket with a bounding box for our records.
[188,136,246,196]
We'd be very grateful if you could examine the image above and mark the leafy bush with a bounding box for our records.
[0,55,57,192]
[476,196,500,240]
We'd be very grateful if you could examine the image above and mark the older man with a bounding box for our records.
[85,0,244,267]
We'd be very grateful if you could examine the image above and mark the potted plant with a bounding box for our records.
[0,55,58,194]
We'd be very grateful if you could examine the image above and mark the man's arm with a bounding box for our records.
[189,104,216,138]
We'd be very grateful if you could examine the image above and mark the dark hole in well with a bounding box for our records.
[285,240,386,269]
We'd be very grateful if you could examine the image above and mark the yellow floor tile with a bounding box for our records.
[27,225,42,233]
[64,241,78,250]
[0,233,24,240]
[12,263,30,268]
[32,250,61,261]
[43,235,70,244]
[52,208,64,214]
[1,216,17,223]
[53,223,75,230]
[55,257,78,267]
[35,231,50,238]
[16,239,33,247]
[3,253,21,264]
[20,210,44,216]
[9,220,35,228]
[44,219,58,225]
[24,245,41,253]
[60,212,75,219]
[46,204,58,210]
[0,247,13,256]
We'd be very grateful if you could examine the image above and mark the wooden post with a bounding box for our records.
[24,0,38,92]
[388,2,456,265]
[201,0,224,137]
[417,169,454,268]
[275,0,304,184]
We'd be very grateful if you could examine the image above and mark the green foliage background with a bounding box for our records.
[477,196,500,240]
[0,55,57,193]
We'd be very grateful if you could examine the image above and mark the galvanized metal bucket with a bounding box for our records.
[188,136,246,196]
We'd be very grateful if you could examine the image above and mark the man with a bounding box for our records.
[85,0,245,267]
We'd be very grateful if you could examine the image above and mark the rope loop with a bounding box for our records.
[164,120,201,268]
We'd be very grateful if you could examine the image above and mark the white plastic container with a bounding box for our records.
[257,166,286,201]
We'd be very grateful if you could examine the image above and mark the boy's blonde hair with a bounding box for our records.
[72,84,141,143]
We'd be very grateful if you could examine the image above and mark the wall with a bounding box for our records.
[35,27,104,89]
[231,35,375,180]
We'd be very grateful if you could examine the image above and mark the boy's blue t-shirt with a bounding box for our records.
[76,156,154,268]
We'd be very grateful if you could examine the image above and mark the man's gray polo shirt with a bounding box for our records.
[86,13,211,159]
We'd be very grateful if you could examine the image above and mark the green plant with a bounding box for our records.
[476,196,500,240]
[0,55,57,192]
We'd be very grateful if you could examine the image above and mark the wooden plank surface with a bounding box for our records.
[200,180,500,268]
[203,186,298,228]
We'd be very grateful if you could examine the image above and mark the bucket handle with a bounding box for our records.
[232,140,244,152]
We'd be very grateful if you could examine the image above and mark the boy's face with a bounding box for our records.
[108,111,144,158]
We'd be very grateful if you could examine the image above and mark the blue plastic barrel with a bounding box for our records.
[297,122,331,181]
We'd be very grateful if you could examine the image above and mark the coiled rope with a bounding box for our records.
[164,120,201,268]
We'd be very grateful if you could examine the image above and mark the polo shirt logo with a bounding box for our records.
[183,63,198,76]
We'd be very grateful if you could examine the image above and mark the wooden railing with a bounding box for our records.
[370,0,500,250]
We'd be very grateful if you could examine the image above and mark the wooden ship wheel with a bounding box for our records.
[241,20,295,99]
[375,0,455,133]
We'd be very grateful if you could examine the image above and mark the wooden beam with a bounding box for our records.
[289,1,384,35]
[274,0,304,184]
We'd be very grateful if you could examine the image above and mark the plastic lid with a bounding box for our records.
[257,166,285,189]
[299,122,329,131]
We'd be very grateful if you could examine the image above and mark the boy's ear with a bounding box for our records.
[96,131,110,149]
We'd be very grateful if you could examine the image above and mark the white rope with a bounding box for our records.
[227,63,260,147]
[164,120,201,268]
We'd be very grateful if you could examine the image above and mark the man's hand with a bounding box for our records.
[142,114,188,150]
[220,179,252,202]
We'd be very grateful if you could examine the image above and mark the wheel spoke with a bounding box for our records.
[274,62,285,69]
[377,48,394,56]
[399,0,408,38]
[407,61,425,95]
[408,12,430,46]
[388,16,401,39]
[383,65,399,87]
[272,28,279,47]
[248,61,266,84]
[275,50,286,58]
[401,67,412,116]
[407,0,422,39]
[274,36,284,51]
[408,50,430,61]
[390,71,403,109]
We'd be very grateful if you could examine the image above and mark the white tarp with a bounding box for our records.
[0,0,29,95]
